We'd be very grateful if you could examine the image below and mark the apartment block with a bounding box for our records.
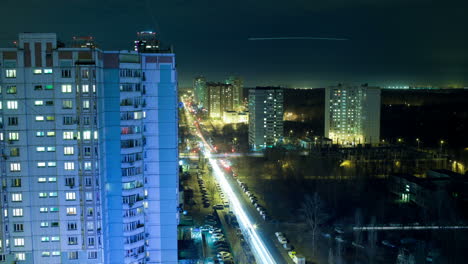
[0,32,178,264]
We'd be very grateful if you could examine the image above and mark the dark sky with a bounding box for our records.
[1,0,467,88]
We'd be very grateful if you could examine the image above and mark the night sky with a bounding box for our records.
[1,0,467,88]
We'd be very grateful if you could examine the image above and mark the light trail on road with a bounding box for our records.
[182,99,277,264]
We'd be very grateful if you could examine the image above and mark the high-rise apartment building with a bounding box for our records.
[324,84,381,145]
[225,76,243,111]
[0,33,178,264]
[205,82,233,119]
[248,87,284,150]
[193,76,206,108]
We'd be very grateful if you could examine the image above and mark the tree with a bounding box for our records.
[299,193,329,255]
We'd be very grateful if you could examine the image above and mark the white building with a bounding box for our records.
[0,33,178,264]
[324,84,381,145]
[248,87,283,150]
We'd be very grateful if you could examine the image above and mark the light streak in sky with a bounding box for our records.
[248,36,349,41]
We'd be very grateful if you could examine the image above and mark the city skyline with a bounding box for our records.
[0,0,467,88]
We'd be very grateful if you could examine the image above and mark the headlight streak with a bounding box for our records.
[205,151,277,264]
[182,99,277,264]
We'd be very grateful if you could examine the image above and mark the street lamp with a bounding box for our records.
[440,140,445,153]
[416,138,420,149]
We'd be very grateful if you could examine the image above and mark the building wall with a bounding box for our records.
[325,84,380,145]
[0,33,178,264]
[248,88,283,150]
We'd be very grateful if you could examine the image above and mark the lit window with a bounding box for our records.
[8,132,19,140]
[39,207,48,213]
[85,192,93,201]
[6,85,17,94]
[47,146,55,152]
[84,162,92,170]
[35,100,44,106]
[65,192,76,201]
[48,177,56,182]
[64,162,75,171]
[37,162,46,168]
[44,69,53,74]
[40,222,49,227]
[51,236,59,242]
[46,131,55,137]
[10,163,21,172]
[12,208,23,217]
[41,237,49,242]
[11,193,22,202]
[36,131,45,137]
[46,116,55,121]
[36,116,44,121]
[83,100,90,109]
[39,192,47,198]
[45,85,54,90]
[83,130,91,140]
[5,69,16,78]
[61,84,72,93]
[63,131,74,140]
[33,69,42,74]
[49,192,58,197]
[47,161,56,167]
[38,178,46,183]
[66,207,77,215]
[42,252,50,257]
[7,101,18,109]
[50,207,59,212]
[62,100,73,109]
[13,238,24,247]
[64,147,74,155]
[82,84,89,93]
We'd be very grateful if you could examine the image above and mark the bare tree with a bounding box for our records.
[300,193,329,255]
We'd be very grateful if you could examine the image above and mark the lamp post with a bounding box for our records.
[440,140,444,153]
[416,138,420,149]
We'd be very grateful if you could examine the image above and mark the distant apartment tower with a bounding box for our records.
[0,33,178,264]
[248,87,284,150]
[193,76,206,107]
[206,82,233,119]
[225,76,243,111]
[325,84,381,145]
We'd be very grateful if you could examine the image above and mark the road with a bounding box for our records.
[182,100,294,264]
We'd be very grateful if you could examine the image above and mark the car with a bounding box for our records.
[275,232,284,238]
[209,227,222,234]
[278,236,288,244]
[262,214,269,221]
[382,240,397,248]
[203,202,211,208]
[335,236,345,243]
[245,191,251,196]
[200,225,213,232]
[256,206,263,212]
[321,232,331,239]
[288,251,296,259]
[334,226,345,234]
[217,251,231,258]
[212,233,224,240]
[283,243,294,250]
[223,202,230,208]
[216,246,230,252]
[214,240,228,246]
[213,204,224,210]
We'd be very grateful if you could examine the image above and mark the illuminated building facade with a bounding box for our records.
[206,82,233,119]
[248,87,283,150]
[193,76,206,108]
[0,33,178,264]
[325,84,380,145]
[225,76,243,111]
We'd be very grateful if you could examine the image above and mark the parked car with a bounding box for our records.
[288,251,296,259]
[278,236,288,244]
[283,243,293,250]
[213,204,224,210]
[212,233,224,240]
[275,232,284,238]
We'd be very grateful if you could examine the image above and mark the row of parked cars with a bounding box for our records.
[202,213,234,264]
[236,179,269,221]
[197,174,211,208]
[275,232,306,264]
